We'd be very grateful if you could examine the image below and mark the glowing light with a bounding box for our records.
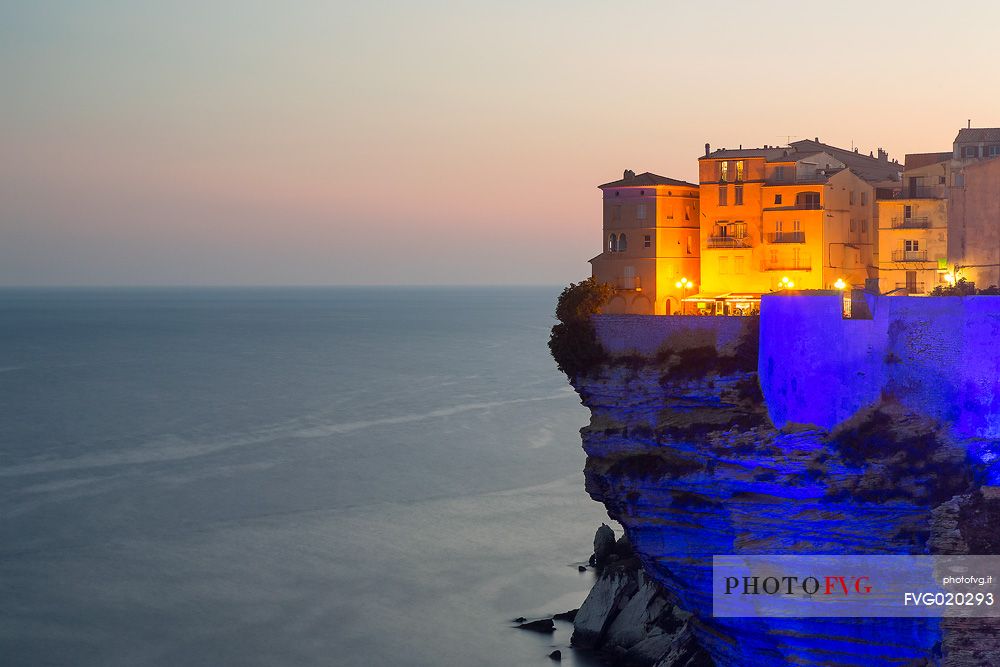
[834,278,846,290]
[944,273,956,285]
[676,277,693,289]
[779,276,795,290]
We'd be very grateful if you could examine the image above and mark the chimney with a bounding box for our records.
[814,136,819,142]
[623,169,635,180]
[877,148,888,163]
[704,143,711,156]
[969,119,972,129]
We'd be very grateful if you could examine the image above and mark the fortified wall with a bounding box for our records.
[596,294,1000,441]
[758,294,1000,441]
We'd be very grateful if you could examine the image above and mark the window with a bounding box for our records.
[720,161,729,182]
[861,219,868,233]
[796,192,820,208]
[732,222,747,238]
[686,236,692,254]
[775,165,786,182]
[615,191,620,197]
[850,219,856,232]
[719,256,729,274]
[904,205,912,219]
[734,256,745,274]
[774,194,783,205]
[636,203,647,220]
[618,234,628,252]
[849,190,856,205]
[905,239,920,252]
[793,220,801,232]
[861,191,868,206]
[609,233,617,252]
[769,248,778,264]
[718,185,728,206]
[684,208,690,221]
[990,146,1000,157]
[775,220,784,232]
[793,247,802,268]
[735,160,744,182]
[939,176,946,185]
[734,185,744,205]
[644,235,651,248]
[963,146,979,158]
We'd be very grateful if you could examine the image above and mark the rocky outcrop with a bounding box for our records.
[568,325,1000,666]
[571,550,712,667]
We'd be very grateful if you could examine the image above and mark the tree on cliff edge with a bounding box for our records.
[549,278,615,380]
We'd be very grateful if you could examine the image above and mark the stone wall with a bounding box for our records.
[759,293,1000,442]
[593,314,756,357]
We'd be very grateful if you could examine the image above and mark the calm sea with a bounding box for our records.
[0,287,611,666]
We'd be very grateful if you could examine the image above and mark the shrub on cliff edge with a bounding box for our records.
[549,278,615,379]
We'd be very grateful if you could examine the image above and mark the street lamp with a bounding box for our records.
[779,276,795,290]
[834,278,847,290]
[675,277,693,314]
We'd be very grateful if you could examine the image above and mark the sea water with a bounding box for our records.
[0,287,609,666]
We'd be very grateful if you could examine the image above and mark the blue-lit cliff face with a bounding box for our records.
[573,298,1000,666]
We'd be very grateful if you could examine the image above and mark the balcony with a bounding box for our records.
[707,236,752,249]
[895,282,926,294]
[765,264,812,272]
[766,231,806,244]
[891,216,930,229]
[892,250,929,262]
[898,186,943,199]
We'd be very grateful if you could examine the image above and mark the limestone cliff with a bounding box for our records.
[567,299,1000,667]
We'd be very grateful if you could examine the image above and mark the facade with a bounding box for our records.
[948,157,1000,289]
[590,170,700,315]
[877,153,952,294]
[694,139,898,313]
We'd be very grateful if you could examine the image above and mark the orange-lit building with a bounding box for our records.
[692,139,901,313]
[590,170,700,315]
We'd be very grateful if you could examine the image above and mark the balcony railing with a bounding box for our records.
[766,231,806,244]
[891,216,930,229]
[892,250,929,262]
[895,282,926,294]
[707,236,752,249]
[764,264,812,272]
[899,186,943,199]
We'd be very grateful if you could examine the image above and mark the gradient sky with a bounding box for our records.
[2,1,999,286]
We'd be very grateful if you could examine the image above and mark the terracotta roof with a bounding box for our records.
[904,152,952,170]
[598,172,698,189]
[954,128,1000,144]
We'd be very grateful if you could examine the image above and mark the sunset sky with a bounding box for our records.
[2,1,999,286]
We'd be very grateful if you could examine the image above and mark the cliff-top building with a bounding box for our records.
[877,151,952,294]
[590,170,700,315]
[692,138,901,313]
[877,125,1000,294]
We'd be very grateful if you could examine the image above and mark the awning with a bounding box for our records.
[722,293,763,302]
[681,292,729,302]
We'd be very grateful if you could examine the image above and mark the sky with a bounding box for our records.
[2,0,1000,286]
